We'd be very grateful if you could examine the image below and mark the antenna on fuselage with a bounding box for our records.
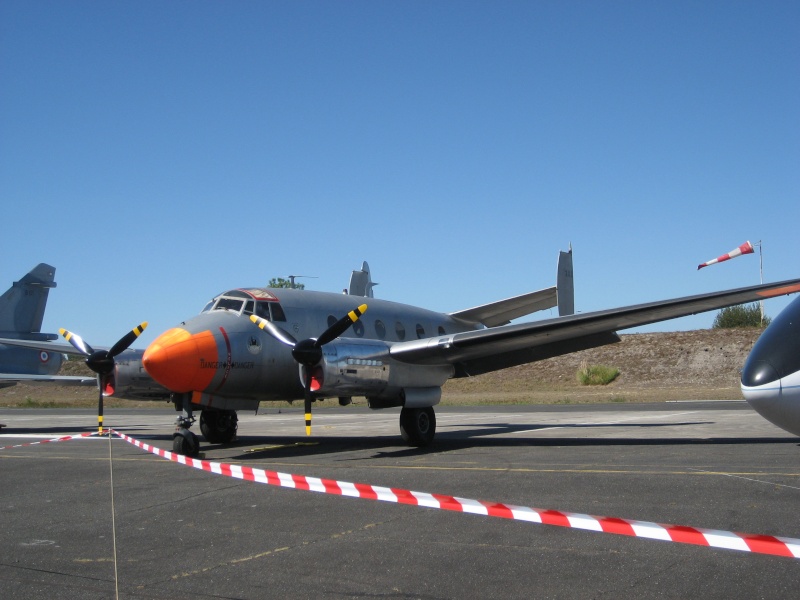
[286,275,318,289]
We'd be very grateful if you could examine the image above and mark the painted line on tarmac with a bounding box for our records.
[519,410,699,434]
[687,467,800,491]
[0,431,99,450]
[110,428,800,560]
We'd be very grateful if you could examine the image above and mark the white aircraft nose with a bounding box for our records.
[740,295,800,436]
[742,372,800,437]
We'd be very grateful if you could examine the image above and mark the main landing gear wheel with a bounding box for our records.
[399,406,436,447]
[199,409,238,444]
[173,429,200,457]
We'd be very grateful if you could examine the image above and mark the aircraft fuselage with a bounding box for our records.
[143,288,479,411]
[0,343,64,377]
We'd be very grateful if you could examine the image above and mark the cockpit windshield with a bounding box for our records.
[200,289,285,321]
[215,297,245,312]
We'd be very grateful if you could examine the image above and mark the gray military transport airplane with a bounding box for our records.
[136,250,800,456]
[3,254,800,456]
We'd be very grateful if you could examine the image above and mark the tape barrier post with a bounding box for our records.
[109,429,800,560]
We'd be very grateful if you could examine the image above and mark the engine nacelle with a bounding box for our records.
[106,350,171,400]
[308,339,454,407]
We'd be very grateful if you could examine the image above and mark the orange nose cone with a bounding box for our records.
[142,328,218,393]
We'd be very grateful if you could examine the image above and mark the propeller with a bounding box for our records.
[250,304,367,435]
[60,322,148,433]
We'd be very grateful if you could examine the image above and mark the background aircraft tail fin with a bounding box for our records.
[348,261,378,298]
[0,263,59,340]
[557,246,574,316]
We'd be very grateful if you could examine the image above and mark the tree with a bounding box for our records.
[268,277,305,290]
[712,303,770,329]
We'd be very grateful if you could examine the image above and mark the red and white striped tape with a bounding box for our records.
[110,429,800,559]
[0,430,99,450]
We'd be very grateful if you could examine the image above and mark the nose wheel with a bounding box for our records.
[399,406,436,447]
[173,428,200,456]
[172,393,200,457]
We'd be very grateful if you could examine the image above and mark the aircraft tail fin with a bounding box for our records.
[0,263,59,340]
[557,246,574,316]
[348,261,378,298]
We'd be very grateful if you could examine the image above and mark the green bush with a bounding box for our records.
[576,362,620,385]
[712,303,771,328]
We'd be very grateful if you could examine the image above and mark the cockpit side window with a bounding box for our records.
[201,301,215,313]
[255,301,287,322]
[271,303,287,322]
[255,302,272,320]
[244,300,255,315]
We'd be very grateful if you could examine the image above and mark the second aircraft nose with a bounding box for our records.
[741,359,780,389]
[142,328,219,393]
[741,294,800,389]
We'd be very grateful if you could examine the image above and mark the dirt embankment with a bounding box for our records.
[0,329,762,407]
[442,328,762,404]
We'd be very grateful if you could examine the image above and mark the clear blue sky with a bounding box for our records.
[1,1,798,348]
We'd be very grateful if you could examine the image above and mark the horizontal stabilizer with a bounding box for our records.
[450,287,557,327]
[450,247,574,326]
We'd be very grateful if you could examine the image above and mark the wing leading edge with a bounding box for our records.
[391,279,800,377]
[0,373,96,385]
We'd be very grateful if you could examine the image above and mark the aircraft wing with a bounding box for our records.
[391,279,800,377]
[0,373,96,385]
[0,339,91,356]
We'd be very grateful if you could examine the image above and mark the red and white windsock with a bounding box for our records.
[697,241,754,270]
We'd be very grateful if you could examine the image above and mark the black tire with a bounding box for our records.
[399,406,436,446]
[200,410,238,444]
[173,430,199,457]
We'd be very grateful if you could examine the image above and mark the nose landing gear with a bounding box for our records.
[172,393,200,457]
[171,395,239,456]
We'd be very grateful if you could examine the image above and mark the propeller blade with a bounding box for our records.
[316,304,367,347]
[249,315,297,347]
[59,323,147,433]
[248,304,367,437]
[59,328,94,355]
[108,322,148,358]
